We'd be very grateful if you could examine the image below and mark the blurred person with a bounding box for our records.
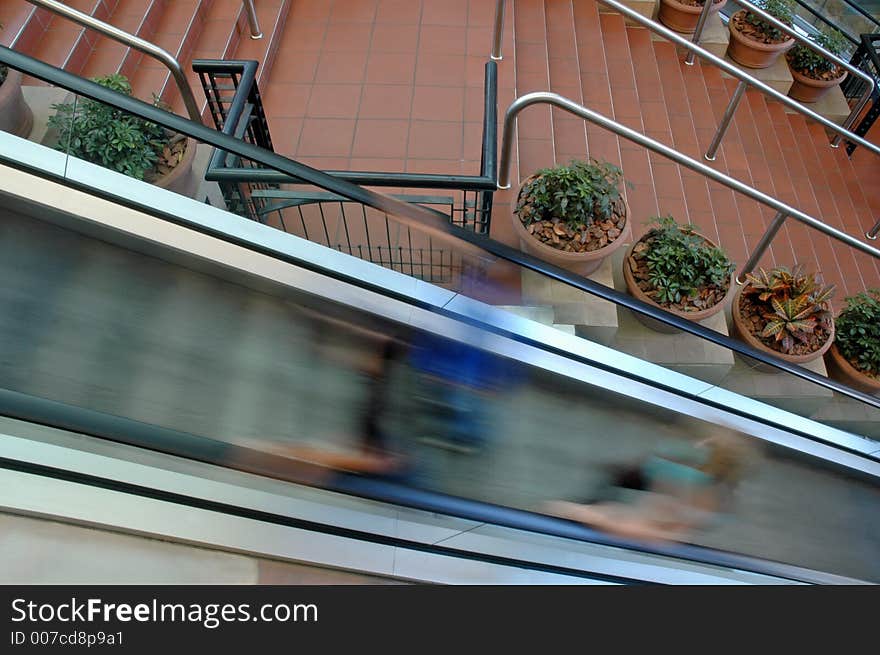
[252,335,413,482]
[407,332,492,453]
[544,434,753,544]
[409,262,521,454]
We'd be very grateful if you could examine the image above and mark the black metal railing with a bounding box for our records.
[194,60,278,220]
[194,59,497,285]
[249,191,463,284]
[842,33,880,154]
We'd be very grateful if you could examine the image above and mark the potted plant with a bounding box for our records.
[658,0,727,35]
[727,0,796,69]
[623,216,735,333]
[785,26,849,103]
[731,264,836,369]
[0,23,33,138]
[512,158,631,276]
[824,289,880,395]
[47,73,198,197]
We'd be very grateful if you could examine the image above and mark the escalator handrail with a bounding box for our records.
[1,45,879,415]
[0,387,862,585]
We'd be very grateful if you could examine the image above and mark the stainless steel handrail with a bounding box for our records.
[717,0,874,149]
[490,0,879,157]
[593,0,879,158]
[497,92,880,281]
[491,0,506,61]
[243,0,263,40]
[23,0,202,123]
[684,0,716,67]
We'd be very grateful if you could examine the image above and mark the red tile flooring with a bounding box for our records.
[261,0,516,177]
[5,0,879,301]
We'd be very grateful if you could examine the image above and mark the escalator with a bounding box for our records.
[1,48,878,584]
[1,170,877,584]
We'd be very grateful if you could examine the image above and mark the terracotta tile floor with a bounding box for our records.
[261,0,515,177]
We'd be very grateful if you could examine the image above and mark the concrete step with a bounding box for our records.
[673,12,729,59]
[598,0,658,26]
[781,84,852,126]
[520,250,620,346]
[720,49,792,95]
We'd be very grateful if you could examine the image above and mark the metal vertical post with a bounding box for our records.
[737,211,789,283]
[685,0,714,66]
[868,217,880,240]
[243,0,263,40]
[491,0,505,61]
[705,80,746,161]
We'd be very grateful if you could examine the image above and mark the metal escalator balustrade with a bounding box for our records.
[0,149,878,580]
[1,45,879,449]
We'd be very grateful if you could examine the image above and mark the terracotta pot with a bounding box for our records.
[153,137,199,198]
[0,68,34,139]
[512,180,631,277]
[622,232,734,334]
[731,285,834,372]
[787,66,847,103]
[727,10,795,69]
[824,343,880,397]
[658,0,727,34]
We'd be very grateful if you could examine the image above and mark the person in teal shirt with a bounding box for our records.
[545,435,750,544]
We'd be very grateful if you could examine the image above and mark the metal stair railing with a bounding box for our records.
[21,0,202,123]
[497,91,880,281]
[490,0,878,158]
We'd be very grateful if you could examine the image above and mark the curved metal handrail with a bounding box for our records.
[496,91,880,279]
[490,0,878,156]
[720,0,874,148]
[23,0,202,123]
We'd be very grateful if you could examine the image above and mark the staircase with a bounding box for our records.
[504,0,880,298]
[0,0,290,119]
[2,0,877,298]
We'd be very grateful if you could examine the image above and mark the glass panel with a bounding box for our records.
[4,63,877,449]
[797,0,880,37]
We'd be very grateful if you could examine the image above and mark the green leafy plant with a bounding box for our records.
[835,289,880,377]
[515,158,630,230]
[743,264,835,354]
[47,74,168,181]
[743,0,795,42]
[787,26,849,77]
[642,216,734,305]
